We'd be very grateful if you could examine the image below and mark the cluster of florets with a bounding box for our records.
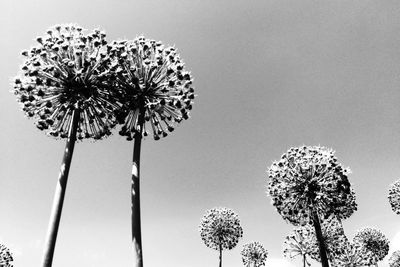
[267,146,357,225]
[241,241,268,267]
[199,207,243,251]
[107,36,195,141]
[389,179,400,214]
[389,250,400,267]
[0,244,13,267]
[283,215,349,265]
[352,227,389,265]
[13,24,119,140]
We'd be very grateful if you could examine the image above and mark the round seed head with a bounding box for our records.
[241,241,268,267]
[389,179,400,214]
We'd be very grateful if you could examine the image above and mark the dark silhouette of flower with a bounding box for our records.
[389,250,400,267]
[199,207,243,267]
[389,180,400,214]
[12,23,118,267]
[268,146,357,267]
[108,36,195,141]
[353,227,389,265]
[0,244,13,267]
[13,24,118,140]
[241,241,268,267]
[106,36,195,266]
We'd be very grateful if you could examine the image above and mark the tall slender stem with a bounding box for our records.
[132,107,145,267]
[303,254,306,267]
[41,108,80,267]
[219,243,222,267]
[312,210,329,267]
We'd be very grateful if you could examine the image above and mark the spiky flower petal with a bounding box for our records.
[199,207,243,251]
[389,250,400,267]
[13,24,118,140]
[353,227,389,265]
[389,180,400,214]
[108,36,195,141]
[0,244,13,267]
[241,241,268,267]
[267,146,357,225]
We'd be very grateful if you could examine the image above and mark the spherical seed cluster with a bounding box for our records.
[389,180,400,214]
[13,24,118,140]
[199,207,243,251]
[241,242,268,267]
[353,227,389,265]
[267,146,357,225]
[108,36,195,141]
[0,244,13,267]
[389,250,400,267]
[283,226,314,262]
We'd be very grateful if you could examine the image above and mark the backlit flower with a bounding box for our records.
[389,250,400,267]
[267,146,357,226]
[353,227,389,265]
[389,180,400,214]
[0,244,13,267]
[241,241,268,267]
[13,24,118,140]
[108,36,195,140]
[199,207,243,251]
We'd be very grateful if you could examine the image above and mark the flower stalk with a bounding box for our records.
[312,210,329,267]
[42,107,80,267]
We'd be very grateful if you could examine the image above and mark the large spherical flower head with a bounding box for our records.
[241,242,268,267]
[199,207,243,251]
[107,36,195,141]
[388,179,400,214]
[13,24,119,140]
[0,244,13,267]
[353,227,389,265]
[389,250,400,267]
[267,146,356,225]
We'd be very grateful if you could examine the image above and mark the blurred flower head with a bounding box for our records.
[389,250,400,267]
[267,146,357,225]
[13,23,118,140]
[353,227,389,265]
[0,244,13,267]
[389,180,400,214]
[199,207,243,251]
[108,36,195,141]
[241,241,268,267]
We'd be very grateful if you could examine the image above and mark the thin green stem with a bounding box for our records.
[41,108,80,267]
[131,107,145,267]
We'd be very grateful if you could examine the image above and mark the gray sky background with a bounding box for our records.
[1,0,400,266]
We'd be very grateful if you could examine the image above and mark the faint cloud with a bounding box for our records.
[266,258,296,267]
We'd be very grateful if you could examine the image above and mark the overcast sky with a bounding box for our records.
[2,1,400,266]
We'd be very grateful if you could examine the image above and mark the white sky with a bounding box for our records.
[2,0,400,266]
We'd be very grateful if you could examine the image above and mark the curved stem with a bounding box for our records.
[312,210,329,267]
[41,108,80,267]
[132,107,145,267]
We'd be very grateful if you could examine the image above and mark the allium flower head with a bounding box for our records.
[267,146,357,225]
[0,244,13,267]
[389,180,400,214]
[13,24,118,140]
[389,250,400,267]
[241,241,268,267]
[107,36,195,141]
[353,227,389,265]
[283,226,314,263]
[199,207,243,251]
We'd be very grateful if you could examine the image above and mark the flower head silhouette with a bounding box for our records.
[241,241,268,267]
[389,250,400,267]
[389,179,400,214]
[12,24,117,267]
[268,146,357,267]
[13,24,118,140]
[199,207,243,267]
[108,36,194,141]
[353,227,389,266]
[0,244,13,267]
